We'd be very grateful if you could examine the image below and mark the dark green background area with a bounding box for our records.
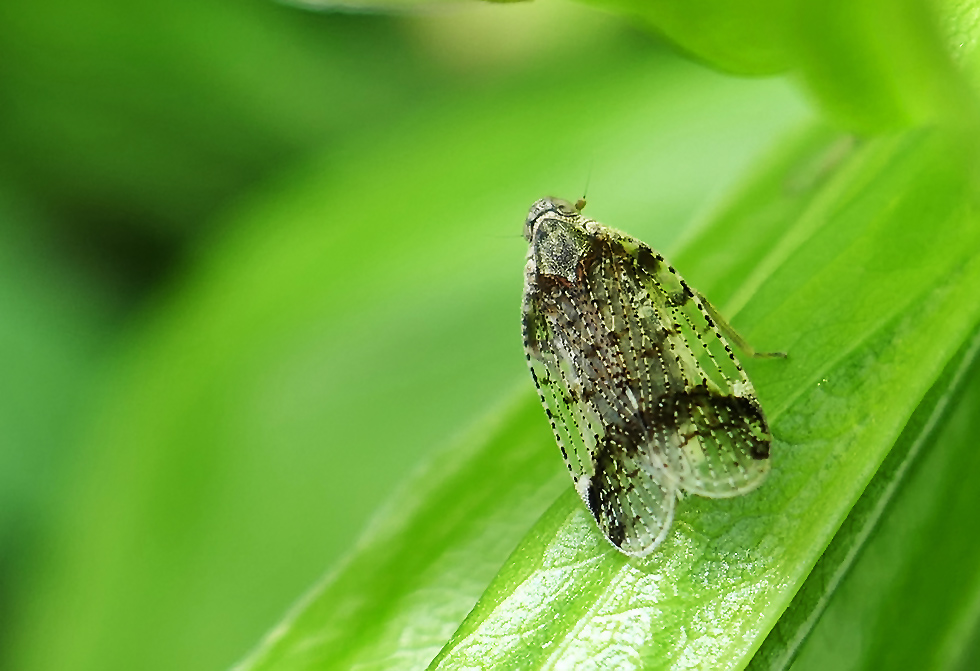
[1,1,979,670]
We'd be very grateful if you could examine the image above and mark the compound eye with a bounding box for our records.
[554,199,579,216]
[522,217,534,242]
[524,199,550,241]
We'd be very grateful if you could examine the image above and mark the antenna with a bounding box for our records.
[575,159,593,212]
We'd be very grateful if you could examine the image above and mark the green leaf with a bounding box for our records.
[235,121,980,668]
[580,0,794,74]
[786,339,980,670]
[427,127,980,669]
[581,0,979,131]
[234,391,568,671]
[751,328,980,670]
[791,0,974,132]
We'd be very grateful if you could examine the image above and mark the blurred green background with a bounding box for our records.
[2,0,977,670]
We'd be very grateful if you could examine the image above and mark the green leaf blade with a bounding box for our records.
[430,127,980,669]
[584,0,980,131]
[236,392,568,671]
[753,327,980,671]
[786,352,980,671]
[236,122,980,671]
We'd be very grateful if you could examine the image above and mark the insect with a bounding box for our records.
[521,197,782,556]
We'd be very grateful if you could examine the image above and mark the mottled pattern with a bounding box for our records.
[521,197,773,557]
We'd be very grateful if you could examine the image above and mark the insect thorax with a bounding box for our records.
[530,213,593,285]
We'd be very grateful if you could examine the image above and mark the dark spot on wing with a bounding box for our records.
[668,285,694,307]
[587,474,626,549]
[588,424,648,549]
[646,388,771,460]
[636,245,661,275]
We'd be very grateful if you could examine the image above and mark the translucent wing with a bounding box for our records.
[522,206,773,556]
[605,236,771,498]
[523,264,676,556]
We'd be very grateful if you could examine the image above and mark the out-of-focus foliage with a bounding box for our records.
[311,0,980,131]
[0,191,115,652]
[578,0,980,130]
[0,0,437,259]
[2,1,980,671]
[563,0,980,132]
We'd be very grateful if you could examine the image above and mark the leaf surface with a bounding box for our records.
[237,116,980,670]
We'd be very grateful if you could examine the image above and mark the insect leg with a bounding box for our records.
[697,292,787,359]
